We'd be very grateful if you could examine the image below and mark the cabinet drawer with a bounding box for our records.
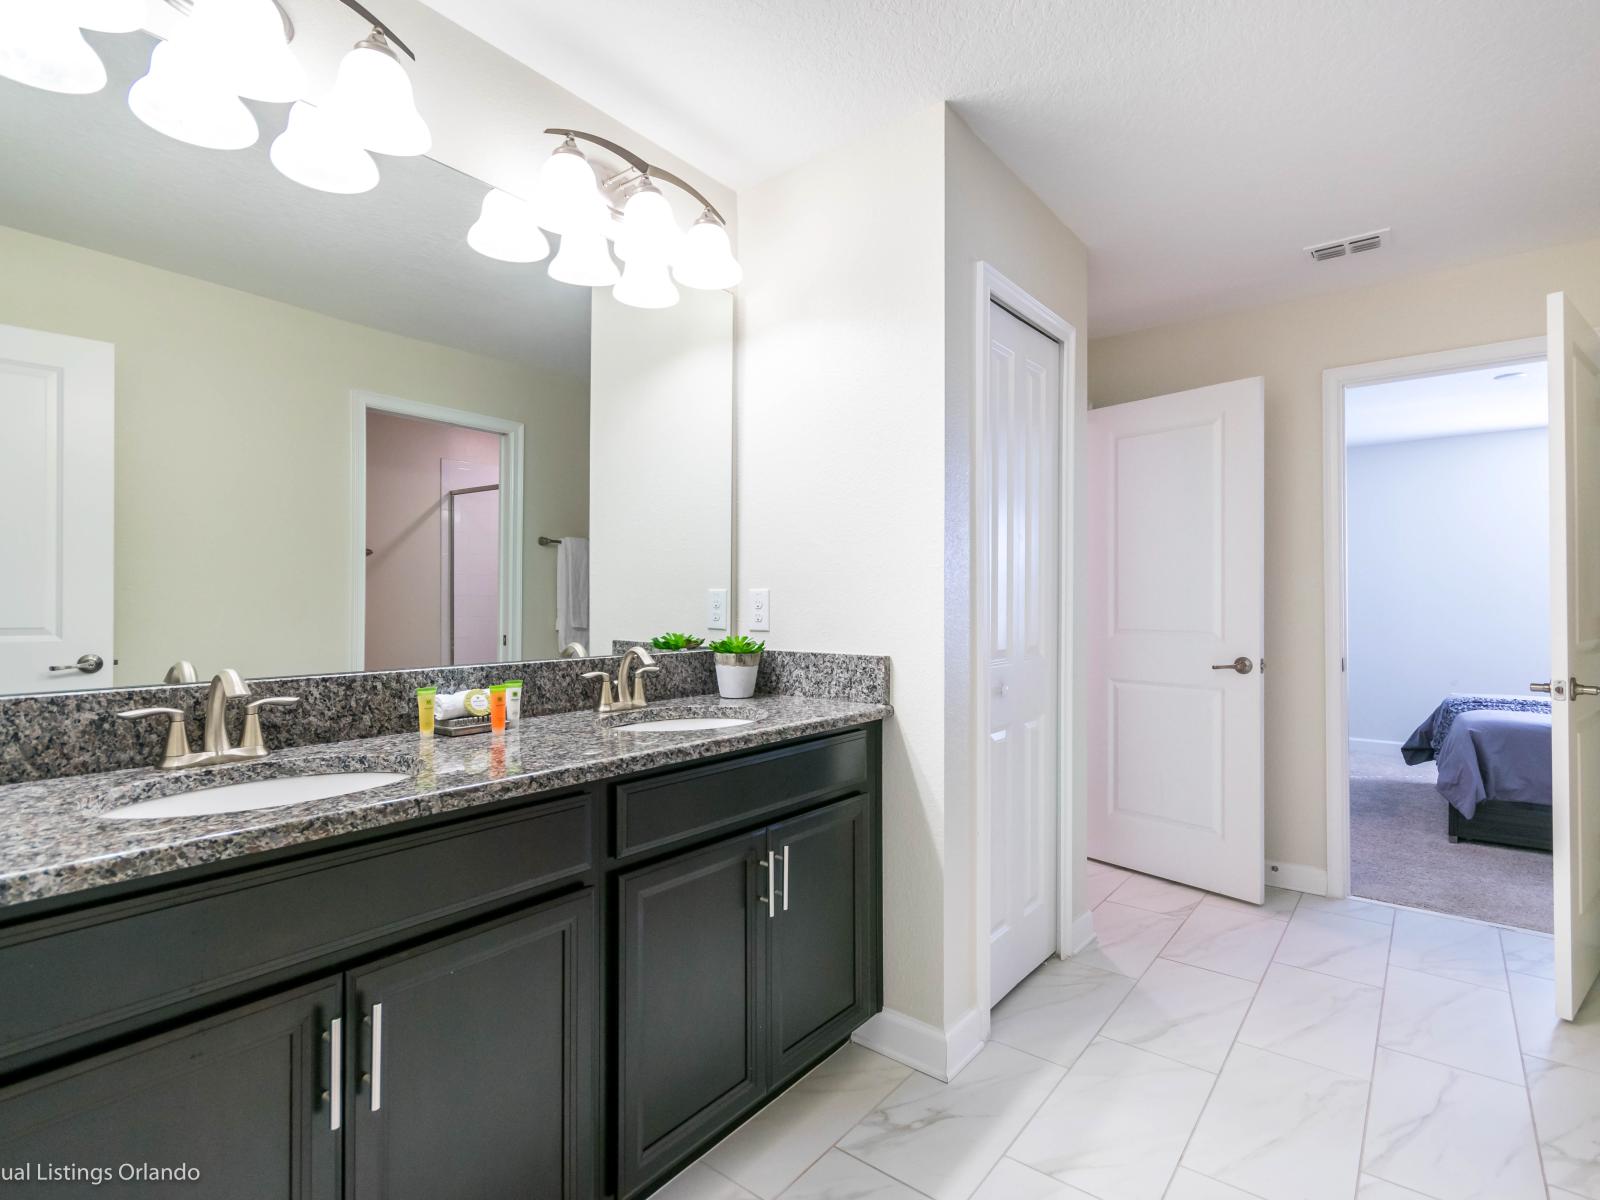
[614,730,869,860]
[0,794,591,1075]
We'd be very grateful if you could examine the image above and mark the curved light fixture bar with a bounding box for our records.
[543,127,725,225]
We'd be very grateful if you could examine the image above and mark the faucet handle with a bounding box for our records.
[629,664,661,707]
[581,671,616,714]
[117,707,193,765]
[239,696,299,755]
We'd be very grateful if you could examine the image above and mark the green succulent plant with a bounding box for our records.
[650,632,705,650]
[708,635,766,655]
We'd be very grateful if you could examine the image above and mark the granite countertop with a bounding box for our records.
[0,694,890,909]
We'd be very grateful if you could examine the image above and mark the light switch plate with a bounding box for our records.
[749,588,770,632]
[707,588,728,630]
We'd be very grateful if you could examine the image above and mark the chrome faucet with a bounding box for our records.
[583,646,661,714]
[118,668,300,770]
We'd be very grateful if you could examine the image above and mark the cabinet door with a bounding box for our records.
[0,977,340,1199]
[346,891,596,1200]
[768,794,874,1084]
[617,830,766,1198]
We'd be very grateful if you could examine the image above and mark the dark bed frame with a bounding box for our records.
[1448,800,1553,852]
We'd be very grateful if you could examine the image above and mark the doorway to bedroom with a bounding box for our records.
[1333,345,1554,931]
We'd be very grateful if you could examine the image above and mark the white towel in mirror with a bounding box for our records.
[556,536,590,649]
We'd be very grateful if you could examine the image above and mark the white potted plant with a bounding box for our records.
[709,635,764,699]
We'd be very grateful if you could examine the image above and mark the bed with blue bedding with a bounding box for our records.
[1401,694,1553,851]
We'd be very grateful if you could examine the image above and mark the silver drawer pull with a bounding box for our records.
[370,1003,384,1112]
[327,1017,342,1131]
[781,845,790,912]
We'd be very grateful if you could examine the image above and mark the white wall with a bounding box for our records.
[1090,234,1600,877]
[1347,427,1549,746]
[589,288,733,651]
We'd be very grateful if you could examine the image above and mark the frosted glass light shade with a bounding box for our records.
[673,216,742,290]
[533,142,604,235]
[613,256,679,309]
[0,6,107,94]
[71,0,146,34]
[270,101,379,194]
[614,182,681,264]
[129,40,257,150]
[468,189,550,263]
[183,0,306,103]
[325,38,429,157]
[548,228,619,288]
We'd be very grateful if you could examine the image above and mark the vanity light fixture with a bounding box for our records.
[129,39,260,150]
[269,100,380,194]
[548,221,622,288]
[323,27,430,157]
[613,255,680,310]
[673,212,743,290]
[468,189,551,264]
[0,5,108,94]
[614,178,681,264]
[533,137,608,235]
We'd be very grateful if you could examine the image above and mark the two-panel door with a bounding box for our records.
[345,893,596,1200]
[0,977,342,1199]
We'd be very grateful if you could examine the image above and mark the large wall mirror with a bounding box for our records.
[0,24,733,694]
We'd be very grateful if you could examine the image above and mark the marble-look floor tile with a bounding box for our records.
[989,957,1136,1067]
[970,1158,1098,1200]
[776,1150,923,1200]
[1510,971,1600,1074]
[1297,893,1396,925]
[1236,961,1382,1078]
[1088,859,1135,908]
[1072,900,1184,979]
[655,1162,762,1200]
[836,1041,1062,1200]
[1357,1176,1433,1199]
[1182,1043,1368,1200]
[1499,929,1555,980]
[1164,1168,1262,1198]
[1389,909,1508,991]
[1160,902,1289,982]
[1378,965,1524,1084]
[1362,1048,1545,1200]
[1009,1037,1214,1200]
[1099,958,1256,1071]
[1103,873,1206,915]
[705,1044,911,1198]
[1197,886,1301,919]
[1524,1054,1600,1199]
[1273,908,1392,986]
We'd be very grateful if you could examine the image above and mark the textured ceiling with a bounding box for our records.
[418,0,1600,335]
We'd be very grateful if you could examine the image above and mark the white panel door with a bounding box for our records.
[1086,379,1265,902]
[1548,292,1600,1020]
[986,303,1061,1002]
[0,324,113,692]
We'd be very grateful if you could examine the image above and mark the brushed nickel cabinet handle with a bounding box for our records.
[764,852,777,919]
[1212,657,1254,675]
[370,1003,383,1112]
[326,1017,343,1132]
[781,845,790,912]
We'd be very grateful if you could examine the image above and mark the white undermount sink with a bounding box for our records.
[101,772,408,820]
[615,717,755,732]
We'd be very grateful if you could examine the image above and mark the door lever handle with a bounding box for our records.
[1531,682,1552,693]
[1573,679,1600,697]
[49,653,104,674]
[1211,657,1254,675]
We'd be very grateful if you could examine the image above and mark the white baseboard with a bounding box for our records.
[852,1006,986,1082]
[1066,909,1096,955]
[1349,737,1403,752]
[1267,860,1328,896]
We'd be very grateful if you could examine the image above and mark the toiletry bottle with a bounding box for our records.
[488,685,507,734]
[416,687,437,736]
[504,679,523,724]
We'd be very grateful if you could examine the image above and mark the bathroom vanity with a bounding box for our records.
[0,692,886,1200]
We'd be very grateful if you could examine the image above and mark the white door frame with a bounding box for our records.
[972,263,1081,1023]
[349,391,525,670]
[1321,336,1546,897]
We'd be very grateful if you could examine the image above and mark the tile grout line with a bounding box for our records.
[1499,926,1552,1198]
[1352,917,1397,1198]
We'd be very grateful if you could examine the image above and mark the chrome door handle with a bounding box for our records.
[1573,679,1600,697]
[325,1017,343,1131]
[1531,682,1552,693]
[781,845,790,913]
[1211,657,1254,675]
[49,653,103,674]
[764,852,777,919]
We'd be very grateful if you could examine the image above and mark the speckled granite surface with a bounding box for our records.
[612,646,890,705]
[0,651,717,786]
[0,693,889,908]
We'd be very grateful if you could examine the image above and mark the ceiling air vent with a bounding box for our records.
[1305,228,1389,263]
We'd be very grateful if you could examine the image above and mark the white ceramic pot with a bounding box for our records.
[714,652,761,699]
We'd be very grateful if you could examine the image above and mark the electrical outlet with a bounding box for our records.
[749,588,770,632]
[707,588,728,630]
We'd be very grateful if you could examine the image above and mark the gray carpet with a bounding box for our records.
[1349,745,1552,932]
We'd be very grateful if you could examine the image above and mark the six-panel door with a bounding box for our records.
[767,794,874,1085]
[346,892,596,1200]
[617,830,767,1198]
[0,977,341,1199]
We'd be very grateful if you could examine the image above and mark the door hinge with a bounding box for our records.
[502,634,508,647]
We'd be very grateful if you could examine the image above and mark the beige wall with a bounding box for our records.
[0,224,587,685]
[737,103,1090,1050]
[1088,235,1600,878]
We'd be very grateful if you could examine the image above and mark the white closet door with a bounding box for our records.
[986,303,1061,1003]
[1086,378,1265,902]
[0,324,113,692]
[1547,291,1600,1020]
